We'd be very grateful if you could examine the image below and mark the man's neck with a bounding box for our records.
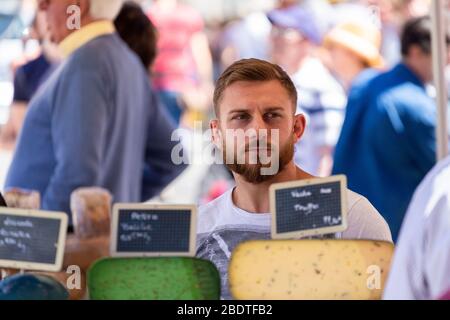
[232,162,313,214]
[403,58,427,85]
[341,63,365,92]
[63,16,99,41]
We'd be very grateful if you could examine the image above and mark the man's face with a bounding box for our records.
[37,0,82,44]
[270,26,309,72]
[409,45,434,84]
[328,44,363,81]
[421,52,434,84]
[211,80,305,183]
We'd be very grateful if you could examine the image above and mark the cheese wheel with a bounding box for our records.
[229,240,394,300]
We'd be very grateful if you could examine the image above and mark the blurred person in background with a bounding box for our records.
[114,1,157,71]
[323,22,384,92]
[333,16,450,241]
[6,0,185,218]
[216,14,271,73]
[114,1,173,202]
[384,156,450,300]
[359,0,431,66]
[0,11,61,149]
[268,4,347,177]
[216,0,300,73]
[147,0,214,126]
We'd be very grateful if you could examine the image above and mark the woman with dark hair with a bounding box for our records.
[114,1,158,70]
[114,2,176,201]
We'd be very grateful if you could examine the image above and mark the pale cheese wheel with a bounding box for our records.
[229,240,394,300]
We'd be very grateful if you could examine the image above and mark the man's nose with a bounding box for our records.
[247,114,270,144]
[250,114,268,133]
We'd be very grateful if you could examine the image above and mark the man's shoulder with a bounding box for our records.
[370,66,430,107]
[346,189,369,209]
[62,34,149,92]
[344,189,393,242]
[69,34,139,72]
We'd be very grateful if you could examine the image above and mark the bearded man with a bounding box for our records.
[196,58,392,300]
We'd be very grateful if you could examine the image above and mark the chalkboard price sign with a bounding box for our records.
[269,175,348,239]
[111,204,197,257]
[0,208,68,272]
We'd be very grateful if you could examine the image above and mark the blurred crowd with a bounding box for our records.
[0,0,449,240]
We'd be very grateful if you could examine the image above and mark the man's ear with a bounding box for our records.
[210,119,222,147]
[293,113,306,144]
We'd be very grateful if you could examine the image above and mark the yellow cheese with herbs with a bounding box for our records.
[229,240,394,300]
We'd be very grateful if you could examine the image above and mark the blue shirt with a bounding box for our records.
[5,34,185,219]
[333,63,440,241]
[13,53,52,102]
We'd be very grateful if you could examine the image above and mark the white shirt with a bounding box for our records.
[291,58,347,175]
[197,187,392,299]
[384,156,450,300]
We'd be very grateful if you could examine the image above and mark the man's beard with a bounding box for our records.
[223,138,294,184]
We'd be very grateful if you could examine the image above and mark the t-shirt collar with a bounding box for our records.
[59,20,115,58]
[229,187,271,218]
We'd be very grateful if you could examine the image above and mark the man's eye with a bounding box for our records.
[265,112,281,120]
[232,114,250,121]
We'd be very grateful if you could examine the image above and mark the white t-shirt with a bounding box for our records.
[384,156,450,300]
[196,187,392,299]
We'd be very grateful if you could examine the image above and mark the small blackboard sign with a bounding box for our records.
[0,208,68,272]
[269,175,348,239]
[110,204,197,257]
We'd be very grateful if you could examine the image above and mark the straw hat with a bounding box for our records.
[324,22,385,68]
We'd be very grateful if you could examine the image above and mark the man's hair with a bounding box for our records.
[89,0,123,20]
[114,1,157,69]
[213,59,298,117]
[401,16,450,57]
